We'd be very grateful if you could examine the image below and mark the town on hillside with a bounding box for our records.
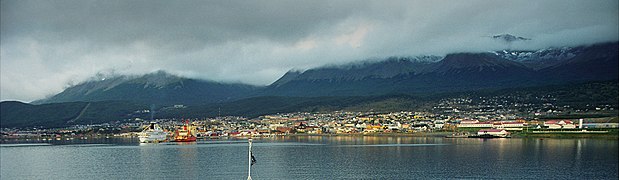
[2,95,618,140]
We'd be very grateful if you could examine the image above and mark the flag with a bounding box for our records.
[251,152,257,166]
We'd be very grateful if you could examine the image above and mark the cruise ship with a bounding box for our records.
[138,122,168,143]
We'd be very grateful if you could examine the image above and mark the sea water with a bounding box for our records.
[1,136,617,179]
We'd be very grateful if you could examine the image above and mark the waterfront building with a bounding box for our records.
[544,120,576,129]
[458,120,493,128]
[581,123,619,129]
[493,121,526,131]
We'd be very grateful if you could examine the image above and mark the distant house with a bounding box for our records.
[365,124,383,131]
[336,126,357,134]
[460,120,479,124]
[275,127,292,134]
[257,128,270,134]
[305,125,322,134]
[582,123,619,129]
[544,120,576,129]
[458,120,493,128]
[269,123,286,130]
[433,120,445,129]
[493,121,526,130]
[581,119,619,129]
[294,122,308,133]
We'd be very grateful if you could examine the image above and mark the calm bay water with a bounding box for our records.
[1,136,618,179]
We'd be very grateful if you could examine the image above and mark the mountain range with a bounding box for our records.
[32,70,261,105]
[2,41,618,128]
[33,42,618,104]
[262,42,618,96]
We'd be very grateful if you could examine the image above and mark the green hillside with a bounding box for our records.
[2,80,617,128]
[1,101,148,128]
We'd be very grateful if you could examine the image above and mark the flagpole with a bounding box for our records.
[247,138,252,180]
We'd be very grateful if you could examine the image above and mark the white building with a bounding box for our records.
[544,120,576,129]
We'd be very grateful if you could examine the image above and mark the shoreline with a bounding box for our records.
[3,130,618,143]
[283,131,453,137]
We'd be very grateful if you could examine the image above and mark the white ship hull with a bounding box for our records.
[139,122,168,143]
[138,132,168,143]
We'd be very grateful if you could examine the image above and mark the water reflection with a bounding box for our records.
[576,139,582,160]
[284,135,449,146]
[2,137,136,145]
[2,137,617,179]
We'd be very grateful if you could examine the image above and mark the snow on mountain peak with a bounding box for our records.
[492,34,531,43]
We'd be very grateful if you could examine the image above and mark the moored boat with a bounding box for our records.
[138,122,168,143]
[445,132,470,138]
[468,129,511,138]
[173,120,197,142]
[468,134,512,138]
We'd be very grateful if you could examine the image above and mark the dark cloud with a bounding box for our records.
[2,0,364,48]
[1,0,618,101]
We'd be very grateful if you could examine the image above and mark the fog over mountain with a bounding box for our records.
[1,0,618,102]
[29,42,617,105]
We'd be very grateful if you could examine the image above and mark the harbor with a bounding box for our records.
[3,114,617,143]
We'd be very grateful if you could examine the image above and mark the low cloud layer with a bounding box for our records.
[2,0,618,102]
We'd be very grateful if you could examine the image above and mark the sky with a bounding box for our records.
[1,0,618,102]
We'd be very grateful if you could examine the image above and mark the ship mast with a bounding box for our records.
[247,138,252,180]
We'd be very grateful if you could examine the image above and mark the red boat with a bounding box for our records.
[173,120,197,142]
